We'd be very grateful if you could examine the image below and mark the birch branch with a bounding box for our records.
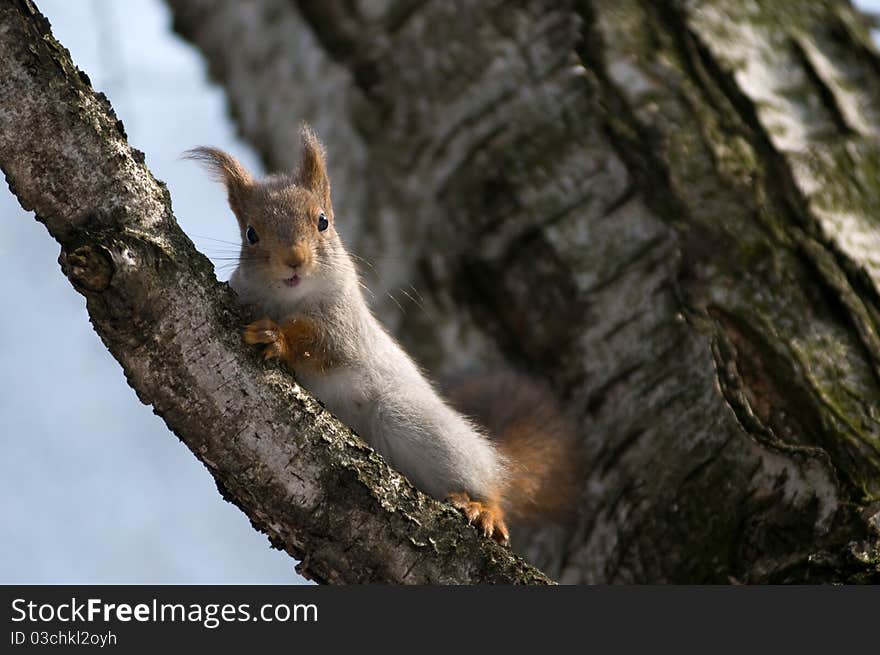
[0,0,551,585]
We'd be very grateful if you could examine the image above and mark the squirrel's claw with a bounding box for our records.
[244,318,288,361]
[447,492,510,546]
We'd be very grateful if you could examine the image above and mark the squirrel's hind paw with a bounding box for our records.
[244,318,288,361]
[447,492,510,546]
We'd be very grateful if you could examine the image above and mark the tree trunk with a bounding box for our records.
[0,0,551,585]
[166,0,880,583]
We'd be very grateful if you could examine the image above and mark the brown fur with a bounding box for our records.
[244,316,337,373]
[191,126,578,546]
[447,491,509,544]
[183,146,254,216]
[444,370,582,526]
[185,125,337,294]
[296,124,332,213]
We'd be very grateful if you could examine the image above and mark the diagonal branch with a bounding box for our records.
[0,0,551,585]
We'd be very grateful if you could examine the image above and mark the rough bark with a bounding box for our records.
[166,0,880,583]
[0,0,553,585]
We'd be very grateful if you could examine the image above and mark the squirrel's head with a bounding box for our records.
[187,124,348,304]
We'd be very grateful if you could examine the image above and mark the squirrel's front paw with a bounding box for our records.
[447,492,510,546]
[244,317,288,361]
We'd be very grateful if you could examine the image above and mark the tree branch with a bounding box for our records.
[164,0,880,583]
[0,0,552,585]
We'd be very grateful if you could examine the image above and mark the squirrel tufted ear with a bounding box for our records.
[296,123,332,214]
[184,147,254,216]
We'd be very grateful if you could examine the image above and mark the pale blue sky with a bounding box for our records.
[0,0,302,583]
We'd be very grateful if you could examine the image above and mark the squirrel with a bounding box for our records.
[187,125,579,545]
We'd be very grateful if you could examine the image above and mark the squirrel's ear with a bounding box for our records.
[184,147,254,216]
[297,123,332,214]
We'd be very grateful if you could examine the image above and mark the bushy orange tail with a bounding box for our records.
[444,370,582,525]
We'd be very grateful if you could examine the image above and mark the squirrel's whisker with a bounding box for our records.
[190,233,243,245]
[385,291,406,316]
[184,124,578,546]
[397,286,432,319]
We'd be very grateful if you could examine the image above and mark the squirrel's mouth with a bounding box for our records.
[283,274,301,288]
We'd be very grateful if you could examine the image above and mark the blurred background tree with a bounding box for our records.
[167,0,880,582]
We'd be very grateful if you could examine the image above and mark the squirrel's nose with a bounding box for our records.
[284,244,309,270]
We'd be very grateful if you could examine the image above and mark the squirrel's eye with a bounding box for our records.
[317,212,329,232]
[245,225,259,244]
